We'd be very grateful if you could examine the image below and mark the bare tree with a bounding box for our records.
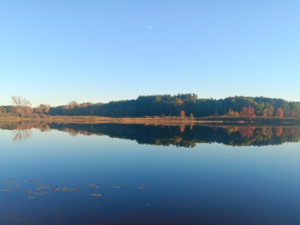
[11,96,32,114]
[12,124,33,142]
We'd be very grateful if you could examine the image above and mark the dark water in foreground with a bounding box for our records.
[1,123,300,225]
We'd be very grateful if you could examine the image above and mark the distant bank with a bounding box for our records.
[1,115,300,126]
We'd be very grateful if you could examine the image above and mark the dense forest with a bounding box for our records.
[1,94,300,119]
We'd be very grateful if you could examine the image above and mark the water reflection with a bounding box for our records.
[1,122,300,225]
[1,122,300,147]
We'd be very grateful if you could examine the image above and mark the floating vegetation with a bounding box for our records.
[62,187,73,191]
[52,187,61,192]
[90,194,101,197]
[1,177,151,201]
[30,179,39,182]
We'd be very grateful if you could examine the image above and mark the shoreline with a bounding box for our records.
[1,116,300,126]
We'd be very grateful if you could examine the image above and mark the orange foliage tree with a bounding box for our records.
[180,110,186,117]
[180,125,185,133]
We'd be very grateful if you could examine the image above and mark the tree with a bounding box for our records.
[290,111,296,118]
[180,110,186,117]
[190,113,194,120]
[239,105,255,119]
[266,105,274,117]
[11,96,32,114]
[247,105,255,119]
[180,125,185,132]
[277,108,284,118]
[214,111,218,118]
[239,107,248,117]
[238,125,254,138]
[276,127,283,136]
[68,101,79,109]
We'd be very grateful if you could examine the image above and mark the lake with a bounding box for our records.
[1,122,300,225]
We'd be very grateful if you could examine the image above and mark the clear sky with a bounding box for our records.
[1,0,299,107]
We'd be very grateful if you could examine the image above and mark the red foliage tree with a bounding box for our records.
[277,108,284,118]
[247,105,255,119]
[239,105,255,119]
[238,125,254,139]
[276,127,283,136]
[290,111,295,118]
[180,110,186,117]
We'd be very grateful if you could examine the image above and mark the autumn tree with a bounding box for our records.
[214,111,218,118]
[239,105,255,119]
[228,108,239,117]
[277,108,284,118]
[180,125,185,132]
[190,113,194,120]
[11,96,32,114]
[238,125,254,139]
[266,105,274,117]
[34,104,51,114]
[68,101,79,109]
[276,127,283,136]
[239,107,248,117]
[247,105,255,119]
[180,110,186,117]
[290,111,296,118]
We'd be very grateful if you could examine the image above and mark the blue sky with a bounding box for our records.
[1,0,299,107]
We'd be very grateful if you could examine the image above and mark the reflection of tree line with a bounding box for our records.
[48,123,300,147]
[0,121,51,142]
[1,122,300,147]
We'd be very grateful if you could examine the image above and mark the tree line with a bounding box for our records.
[1,94,300,119]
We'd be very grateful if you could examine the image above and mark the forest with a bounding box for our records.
[1,94,300,119]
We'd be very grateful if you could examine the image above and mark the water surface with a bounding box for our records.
[1,123,300,225]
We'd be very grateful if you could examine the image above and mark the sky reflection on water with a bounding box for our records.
[0,124,300,225]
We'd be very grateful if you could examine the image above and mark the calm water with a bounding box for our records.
[1,123,300,225]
